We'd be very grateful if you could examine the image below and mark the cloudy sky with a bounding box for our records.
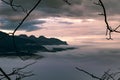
[0,0,120,45]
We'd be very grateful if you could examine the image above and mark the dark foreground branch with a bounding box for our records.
[75,67,102,80]
[63,0,71,5]
[0,68,11,80]
[94,0,120,40]
[1,0,27,13]
[76,67,120,80]
[0,61,36,80]
[11,0,42,51]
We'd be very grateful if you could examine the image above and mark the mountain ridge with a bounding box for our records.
[0,31,70,55]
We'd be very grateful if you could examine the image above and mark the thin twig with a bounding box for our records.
[63,0,71,5]
[1,0,27,13]
[0,61,36,80]
[76,67,120,80]
[0,68,11,80]
[95,0,120,39]
[75,67,102,80]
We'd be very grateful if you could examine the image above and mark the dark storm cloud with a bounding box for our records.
[0,0,120,31]
[0,0,83,17]
[39,0,120,18]
[0,19,46,31]
[1,0,120,18]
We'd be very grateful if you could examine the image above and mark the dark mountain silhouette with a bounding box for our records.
[28,35,67,45]
[0,31,71,55]
[18,35,68,45]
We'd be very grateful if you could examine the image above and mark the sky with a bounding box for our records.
[0,0,120,45]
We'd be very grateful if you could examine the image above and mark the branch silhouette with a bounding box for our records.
[94,0,120,40]
[63,0,71,5]
[0,61,36,80]
[1,0,27,13]
[75,67,102,80]
[76,67,120,80]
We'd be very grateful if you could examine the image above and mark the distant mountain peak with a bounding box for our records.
[39,35,47,39]
[19,34,28,38]
[29,35,36,39]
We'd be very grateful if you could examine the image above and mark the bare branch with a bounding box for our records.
[7,0,42,51]
[63,0,71,5]
[95,0,120,39]
[1,0,27,13]
[98,0,111,30]
[12,0,42,35]
[75,67,102,80]
[76,67,120,80]
[0,61,36,80]
[12,61,36,71]
[114,25,120,31]
[0,68,11,80]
